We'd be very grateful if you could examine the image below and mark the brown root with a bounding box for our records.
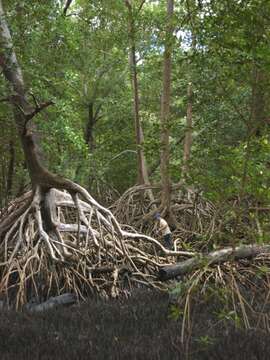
[170,254,270,342]
[0,186,194,309]
[111,184,216,250]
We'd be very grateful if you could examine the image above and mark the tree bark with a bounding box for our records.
[159,244,270,280]
[160,0,174,214]
[0,0,45,186]
[250,66,267,137]
[24,293,76,312]
[63,0,73,16]
[150,134,185,177]
[125,0,152,188]
[0,1,83,195]
[6,140,15,200]
[85,102,96,152]
[181,2,196,179]
[182,83,193,179]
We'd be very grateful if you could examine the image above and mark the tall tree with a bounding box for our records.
[1,0,180,308]
[182,82,193,179]
[125,0,152,188]
[181,0,196,180]
[160,0,174,214]
[0,0,112,252]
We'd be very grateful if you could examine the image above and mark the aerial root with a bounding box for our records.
[0,185,194,308]
[111,184,217,250]
[171,255,270,342]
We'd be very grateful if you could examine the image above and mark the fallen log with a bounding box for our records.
[24,293,76,313]
[159,244,270,280]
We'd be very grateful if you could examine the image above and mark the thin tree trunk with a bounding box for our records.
[6,140,15,200]
[237,65,266,203]
[150,134,186,177]
[0,160,6,208]
[75,90,102,184]
[251,66,266,137]
[181,2,196,180]
[125,0,151,188]
[182,82,193,179]
[85,102,96,152]
[128,48,149,185]
[63,0,73,16]
[160,0,174,213]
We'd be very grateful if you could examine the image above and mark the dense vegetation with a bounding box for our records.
[0,0,269,206]
[0,0,270,358]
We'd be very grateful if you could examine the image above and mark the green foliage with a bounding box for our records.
[195,335,216,348]
[0,0,270,215]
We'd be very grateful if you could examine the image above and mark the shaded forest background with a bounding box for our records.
[0,0,270,358]
[1,0,269,212]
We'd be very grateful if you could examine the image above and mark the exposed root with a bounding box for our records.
[112,184,216,250]
[0,186,194,309]
[171,254,270,342]
[111,184,160,230]
[159,243,270,280]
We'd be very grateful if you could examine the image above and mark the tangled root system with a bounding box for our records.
[0,186,193,309]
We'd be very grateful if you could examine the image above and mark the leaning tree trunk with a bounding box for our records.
[0,0,114,208]
[160,0,174,215]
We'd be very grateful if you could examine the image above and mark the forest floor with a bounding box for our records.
[0,288,269,360]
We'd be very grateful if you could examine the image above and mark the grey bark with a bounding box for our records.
[125,0,152,188]
[24,293,76,312]
[182,83,193,179]
[0,0,86,195]
[160,0,174,213]
[6,140,15,200]
[159,244,270,280]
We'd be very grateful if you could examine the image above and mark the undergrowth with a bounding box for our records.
[0,288,269,360]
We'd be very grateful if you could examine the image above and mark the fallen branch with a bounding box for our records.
[24,293,76,312]
[159,244,270,280]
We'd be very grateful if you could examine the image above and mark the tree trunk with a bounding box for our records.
[160,0,174,214]
[181,7,196,180]
[159,244,270,280]
[24,293,76,312]
[63,0,73,16]
[125,0,151,188]
[1,0,194,308]
[6,140,15,201]
[0,0,82,194]
[250,66,267,137]
[0,0,45,187]
[0,160,6,208]
[182,83,193,179]
[85,102,96,152]
[150,134,185,177]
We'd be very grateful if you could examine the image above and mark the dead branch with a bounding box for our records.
[159,244,270,280]
[24,293,76,312]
